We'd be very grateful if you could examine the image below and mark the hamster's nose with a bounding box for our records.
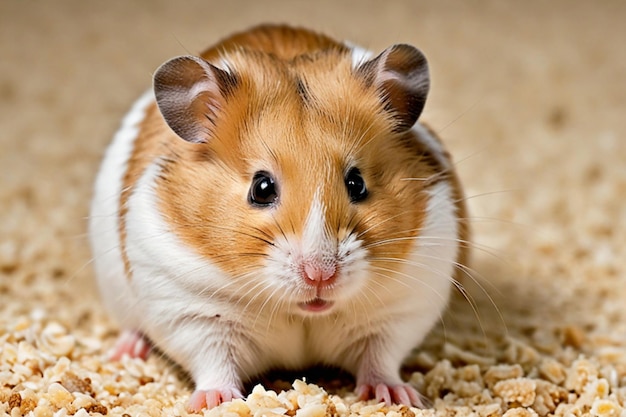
[302,262,337,287]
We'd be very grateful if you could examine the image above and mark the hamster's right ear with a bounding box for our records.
[153,56,237,143]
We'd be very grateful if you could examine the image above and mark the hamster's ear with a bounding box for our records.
[356,44,429,132]
[153,56,237,143]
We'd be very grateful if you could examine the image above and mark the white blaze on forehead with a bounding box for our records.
[301,192,335,264]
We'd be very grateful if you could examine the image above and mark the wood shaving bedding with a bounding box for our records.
[2,302,626,416]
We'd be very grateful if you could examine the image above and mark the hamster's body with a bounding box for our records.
[89,25,468,411]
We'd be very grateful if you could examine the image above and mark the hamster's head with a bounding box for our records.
[153,44,446,316]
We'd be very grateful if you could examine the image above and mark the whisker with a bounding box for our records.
[436,96,485,134]
[370,253,506,344]
[369,264,449,305]
[356,211,415,239]
[370,268,449,329]
[171,221,276,247]
[453,262,508,338]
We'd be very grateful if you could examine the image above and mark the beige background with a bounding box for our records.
[1,1,626,415]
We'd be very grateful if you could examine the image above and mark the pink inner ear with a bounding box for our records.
[375,68,402,84]
[188,78,219,102]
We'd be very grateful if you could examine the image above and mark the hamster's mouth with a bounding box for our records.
[297,298,334,313]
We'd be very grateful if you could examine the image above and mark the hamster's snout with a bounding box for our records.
[302,261,337,288]
[296,259,340,314]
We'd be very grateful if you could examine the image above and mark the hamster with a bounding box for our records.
[89,24,469,411]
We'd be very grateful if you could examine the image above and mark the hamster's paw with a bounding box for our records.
[108,330,151,361]
[356,383,425,408]
[188,387,244,411]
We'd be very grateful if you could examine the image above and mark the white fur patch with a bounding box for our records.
[347,42,375,69]
[91,90,154,224]
[89,90,154,328]
[215,58,233,74]
[301,194,331,258]
[402,180,458,314]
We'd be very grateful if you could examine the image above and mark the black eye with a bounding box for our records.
[249,171,278,207]
[345,167,368,203]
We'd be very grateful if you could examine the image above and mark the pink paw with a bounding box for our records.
[108,330,151,361]
[356,383,425,408]
[188,387,244,411]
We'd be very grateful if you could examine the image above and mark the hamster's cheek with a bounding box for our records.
[333,234,371,299]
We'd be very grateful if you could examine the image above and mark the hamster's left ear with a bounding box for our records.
[356,44,430,132]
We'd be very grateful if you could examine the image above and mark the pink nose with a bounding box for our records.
[303,262,337,286]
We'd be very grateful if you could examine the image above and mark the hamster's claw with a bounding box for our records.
[188,387,244,411]
[108,330,151,361]
[356,383,425,408]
